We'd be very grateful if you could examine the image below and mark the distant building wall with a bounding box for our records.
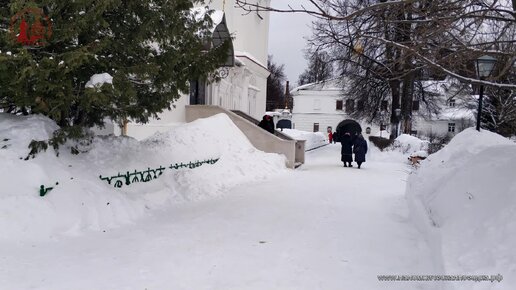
[291,85,380,136]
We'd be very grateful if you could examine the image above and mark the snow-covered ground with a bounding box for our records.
[1,143,437,290]
[1,114,513,290]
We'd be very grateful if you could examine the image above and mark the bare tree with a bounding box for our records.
[482,70,516,136]
[298,50,334,86]
[267,55,286,111]
[237,0,516,138]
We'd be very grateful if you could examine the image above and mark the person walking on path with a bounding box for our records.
[258,115,275,134]
[353,134,368,169]
[340,132,354,167]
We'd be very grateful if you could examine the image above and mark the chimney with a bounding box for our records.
[284,81,290,109]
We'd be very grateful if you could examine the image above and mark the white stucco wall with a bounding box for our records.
[224,0,270,65]
[93,1,270,138]
[178,0,270,121]
[124,94,189,140]
[94,119,122,136]
[292,90,381,136]
[412,115,474,138]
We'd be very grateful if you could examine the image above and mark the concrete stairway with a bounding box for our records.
[230,110,295,142]
[186,105,305,168]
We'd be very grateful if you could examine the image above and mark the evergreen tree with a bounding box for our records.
[0,0,229,153]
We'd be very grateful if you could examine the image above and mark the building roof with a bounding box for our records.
[290,78,346,94]
[192,8,234,67]
[435,107,475,121]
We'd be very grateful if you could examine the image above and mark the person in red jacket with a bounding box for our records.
[328,131,333,143]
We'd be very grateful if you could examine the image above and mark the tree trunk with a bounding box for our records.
[389,80,401,140]
[401,72,415,134]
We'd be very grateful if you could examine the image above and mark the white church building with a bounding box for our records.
[290,79,383,137]
[99,0,271,139]
[290,77,475,139]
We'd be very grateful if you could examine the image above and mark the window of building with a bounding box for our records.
[412,100,420,111]
[448,123,456,133]
[381,100,389,111]
[336,100,343,110]
[357,100,365,111]
[345,99,355,113]
[448,99,456,107]
[314,99,321,110]
[313,123,320,132]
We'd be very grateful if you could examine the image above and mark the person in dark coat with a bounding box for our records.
[353,134,368,169]
[258,115,275,134]
[267,116,275,134]
[332,131,339,143]
[340,132,354,167]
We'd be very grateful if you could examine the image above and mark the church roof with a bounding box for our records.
[290,78,347,94]
[192,8,234,67]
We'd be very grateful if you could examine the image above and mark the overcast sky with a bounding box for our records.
[267,0,316,88]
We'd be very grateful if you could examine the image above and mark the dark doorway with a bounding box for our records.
[277,119,292,129]
[336,119,362,136]
[190,79,206,105]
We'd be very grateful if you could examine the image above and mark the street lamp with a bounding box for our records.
[474,55,496,131]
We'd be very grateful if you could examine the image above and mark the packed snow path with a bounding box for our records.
[2,144,436,290]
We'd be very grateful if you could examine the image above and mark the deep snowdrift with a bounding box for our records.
[407,128,516,289]
[0,113,286,242]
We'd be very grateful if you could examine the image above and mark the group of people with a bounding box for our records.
[336,132,368,169]
[259,116,367,168]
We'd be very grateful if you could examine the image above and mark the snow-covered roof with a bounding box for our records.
[436,107,475,121]
[235,51,267,71]
[290,78,346,94]
[417,76,469,97]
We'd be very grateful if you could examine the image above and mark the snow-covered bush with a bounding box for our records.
[391,134,429,155]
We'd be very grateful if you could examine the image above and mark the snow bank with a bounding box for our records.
[367,134,429,162]
[0,113,286,242]
[281,129,327,150]
[407,128,516,289]
[392,134,429,155]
